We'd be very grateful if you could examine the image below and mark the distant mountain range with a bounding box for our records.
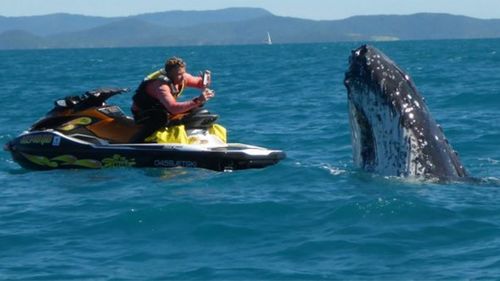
[1,7,500,49]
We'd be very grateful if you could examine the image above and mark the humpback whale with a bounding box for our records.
[344,45,467,181]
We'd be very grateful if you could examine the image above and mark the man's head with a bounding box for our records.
[164,57,186,84]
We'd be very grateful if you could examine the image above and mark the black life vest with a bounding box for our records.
[131,70,184,124]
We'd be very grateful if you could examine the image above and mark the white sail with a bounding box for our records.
[266,32,272,45]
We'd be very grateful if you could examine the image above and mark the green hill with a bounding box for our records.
[2,9,500,49]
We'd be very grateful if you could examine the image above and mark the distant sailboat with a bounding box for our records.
[266,32,272,45]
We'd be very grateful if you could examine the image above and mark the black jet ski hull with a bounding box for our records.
[5,131,285,171]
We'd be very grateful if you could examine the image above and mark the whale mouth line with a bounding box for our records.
[354,106,376,170]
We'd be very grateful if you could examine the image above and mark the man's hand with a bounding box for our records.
[199,88,215,103]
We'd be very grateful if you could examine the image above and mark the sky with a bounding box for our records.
[1,0,500,20]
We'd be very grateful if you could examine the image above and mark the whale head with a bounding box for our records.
[344,45,467,181]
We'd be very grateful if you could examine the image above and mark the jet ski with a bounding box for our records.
[4,88,285,171]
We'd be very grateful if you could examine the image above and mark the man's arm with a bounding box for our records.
[183,73,205,89]
[149,81,199,115]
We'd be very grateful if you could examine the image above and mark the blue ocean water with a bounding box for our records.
[1,39,500,280]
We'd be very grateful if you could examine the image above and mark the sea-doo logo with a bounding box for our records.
[154,160,197,168]
[52,136,61,146]
[20,134,53,145]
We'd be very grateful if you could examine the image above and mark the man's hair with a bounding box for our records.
[164,57,186,73]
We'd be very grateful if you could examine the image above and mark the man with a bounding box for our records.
[131,57,214,142]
